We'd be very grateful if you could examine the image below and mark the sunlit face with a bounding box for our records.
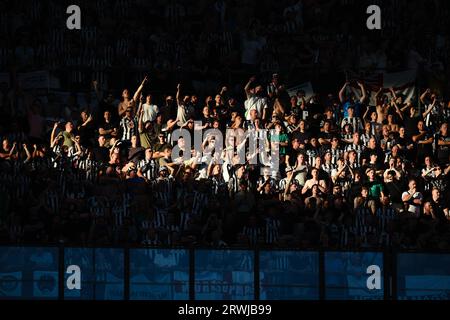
[399,127,405,135]
[2,139,9,150]
[213,164,221,175]
[98,136,106,146]
[331,137,339,146]
[104,111,111,121]
[348,107,354,117]
[131,135,137,145]
[408,180,416,189]
[371,111,377,121]
[315,157,322,167]
[299,121,305,130]
[145,148,153,160]
[361,188,368,197]
[417,121,424,131]
[122,89,130,99]
[65,122,74,132]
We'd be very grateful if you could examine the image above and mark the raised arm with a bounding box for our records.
[422,96,437,118]
[23,143,32,163]
[420,88,431,105]
[244,77,255,99]
[389,87,398,100]
[176,83,182,106]
[78,114,93,130]
[138,108,145,133]
[392,100,404,120]
[357,81,367,104]
[339,82,349,103]
[50,122,59,147]
[362,105,370,123]
[133,76,148,103]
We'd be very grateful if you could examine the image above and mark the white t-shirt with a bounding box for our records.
[401,191,423,216]
[142,103,159,123]
[244,95,268,120]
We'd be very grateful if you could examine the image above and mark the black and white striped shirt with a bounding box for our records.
[138,159,158,181]
[341,117,364,133]
[120,116,138,142]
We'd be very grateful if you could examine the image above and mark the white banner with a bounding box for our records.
[287,82,315,101]
[348,70,416,107]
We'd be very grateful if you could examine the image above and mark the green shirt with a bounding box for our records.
[59,131,74,148]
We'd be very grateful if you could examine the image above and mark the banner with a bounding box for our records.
[347,70,416,107]
[287,82,315,101]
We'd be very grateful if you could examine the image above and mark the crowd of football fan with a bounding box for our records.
[0,0,449,249]
[0,73,449,249]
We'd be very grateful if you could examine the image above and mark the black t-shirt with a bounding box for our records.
[385,181,404,203]
[430,198,448,221]
[395,135,412,150]
[319,131,333,143]
[403,114,420,137]
[362,147,383,162]
[98,120,117,139]
[292,131,310,145]
[287,147,302,167]
[436,133,450,161]
[415,130,433,154]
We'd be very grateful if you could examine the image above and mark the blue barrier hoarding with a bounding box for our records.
[129,249,189,300]
[195,250,254,300]
[0,247,58,299]
[397,253,450,300]
[259,251,319,300]
[64,248,94,299]
[93,248,124,300]
[325,252,384,300]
